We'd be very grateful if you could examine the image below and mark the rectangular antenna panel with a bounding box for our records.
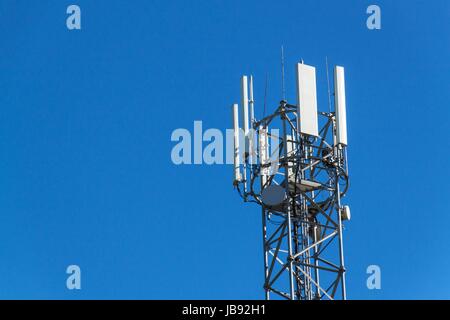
[286,134,295,181]
[296,63,319,136]
[248,76,255,165]
[259,127,269,177]
[241,76,249,136]
[232,103,242,182]
[334,66,347,146]
[249,75,255,124]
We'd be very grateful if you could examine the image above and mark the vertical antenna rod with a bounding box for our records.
[281,46,286,101]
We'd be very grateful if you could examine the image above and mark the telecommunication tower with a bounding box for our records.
[231,60,351,300]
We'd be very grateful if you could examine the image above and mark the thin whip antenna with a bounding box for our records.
[263,73,268,118]
[325,56,332,113]
[281,46,286,101]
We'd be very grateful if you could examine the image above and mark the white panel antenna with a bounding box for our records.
[259,126,269,184]
[249,75,255,127]
[334,66,348,146]
[296,63,319,136]
[241,76,250,137]
[286,134,295,180]
[232,103,242,183]
[248,75,256,165]
[240,76,249,191]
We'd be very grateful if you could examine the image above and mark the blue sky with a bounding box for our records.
[0,0,449,299]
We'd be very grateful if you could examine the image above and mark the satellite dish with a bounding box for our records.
[261,185,286,206]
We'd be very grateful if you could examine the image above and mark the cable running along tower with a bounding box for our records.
[231,60,351,300]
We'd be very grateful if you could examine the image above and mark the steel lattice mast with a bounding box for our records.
[231,62,351,300]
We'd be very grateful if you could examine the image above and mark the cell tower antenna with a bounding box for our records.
[230,57,351,300]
